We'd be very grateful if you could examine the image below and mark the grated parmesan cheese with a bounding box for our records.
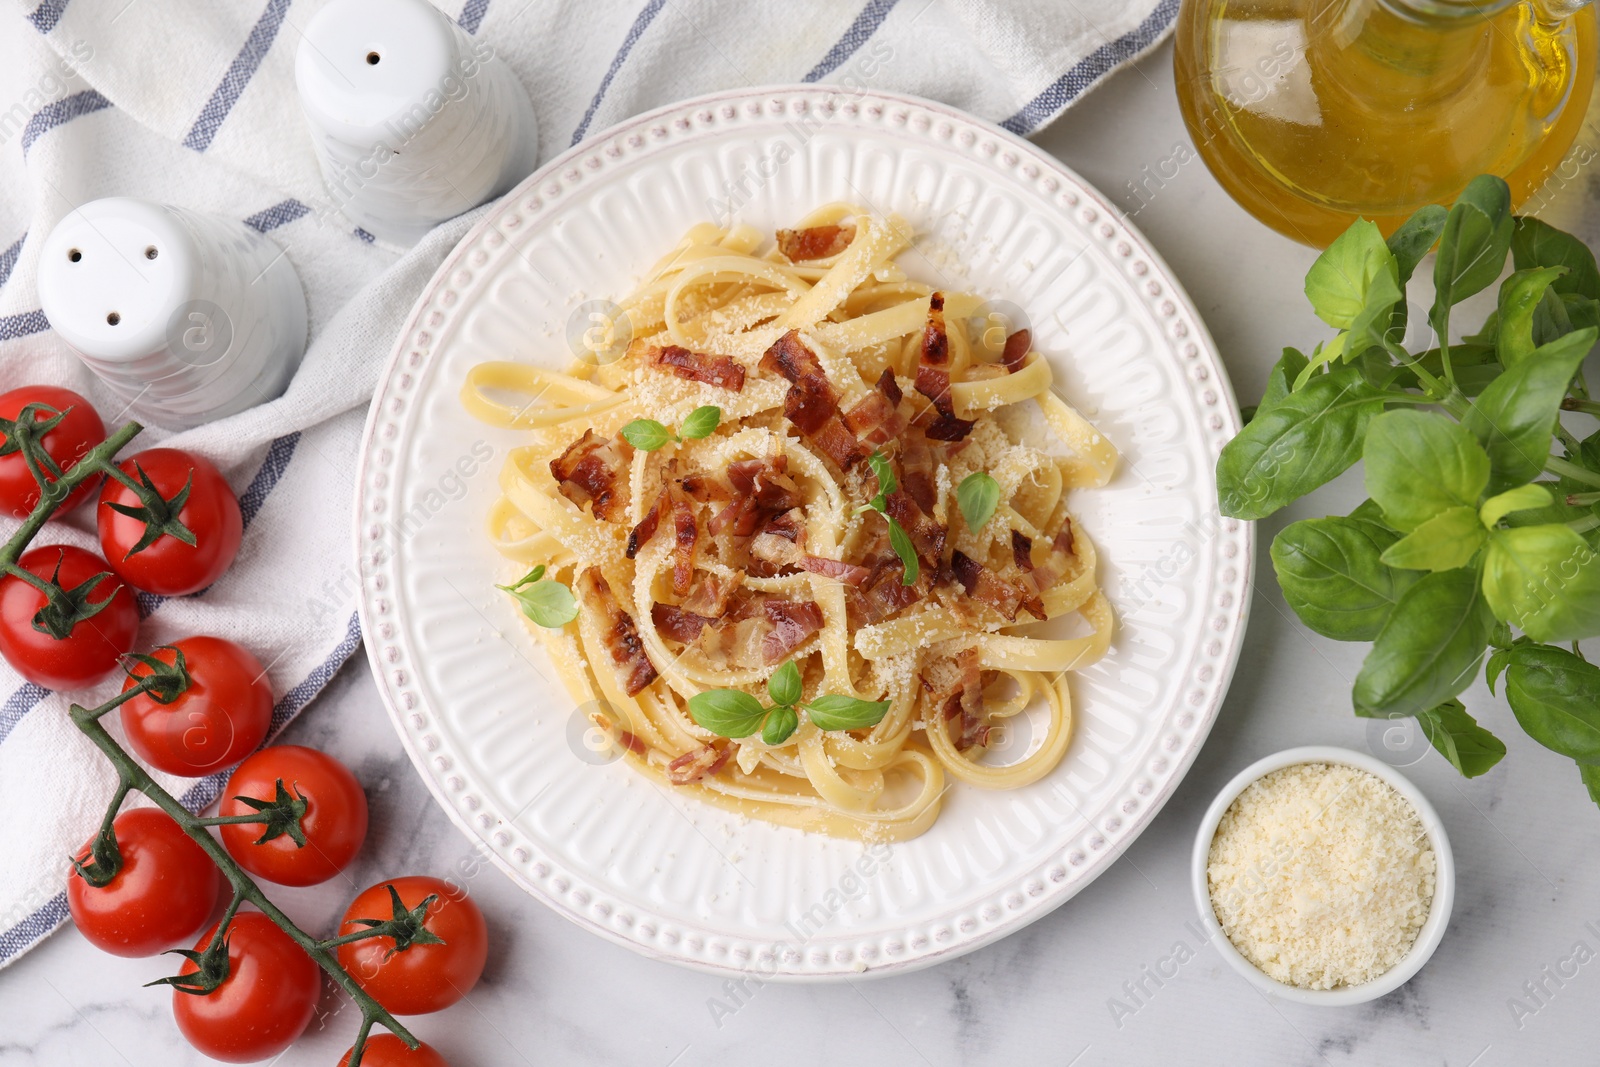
[1206,762,1435,990]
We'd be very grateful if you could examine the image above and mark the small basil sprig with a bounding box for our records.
[497,564,580,628]
[686,660,890,743]
[621,406,722,451]
[956,471,1000,532]
[856,449,917,585]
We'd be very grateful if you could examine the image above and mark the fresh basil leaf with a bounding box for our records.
[1380,506,1485,572]
[1462,327,1595,494]
[1217,367,1387,520]
[1417,698,1505,778]
[1387,204,1449,285]
[1353,567,1494,718]
[501,564,546,589]
[678,405,722,440]
[1511,215,1600,300]
[1399,343,1502,397]
[1258,348,1309,414]
[687,689,769,739]
[805,693,892,731]
[1482,523,1600,641]
[762,705,799,745]
[1495,267,1567,370]
[767,659,802,707]
[956,472,1001,533]
[866,449,897,502]
[1364,410,1490,531]
[1304,219,1398,330]
[1486,644,1513,694]
[1349,498,1391,525]
[887,516,919,586]
[1562,293,1600,336]
[1505,643,1600,761]
[504,579,580,628]
[1480,484,1554,528]
[1582,762,1600,808]
[1293,332,1349,389]
[1271,517,1418,640]
[1432,174,1513,321]
[620,418,673,451]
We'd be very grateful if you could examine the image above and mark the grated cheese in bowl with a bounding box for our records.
[1205,761,1436,991]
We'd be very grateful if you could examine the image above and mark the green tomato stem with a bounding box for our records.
[0,421,142,568]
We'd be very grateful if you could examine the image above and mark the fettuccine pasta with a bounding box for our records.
[463,205,1115,841]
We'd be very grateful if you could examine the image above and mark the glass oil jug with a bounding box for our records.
[1174,0,1598,247]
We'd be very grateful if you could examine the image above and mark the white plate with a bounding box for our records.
[354,86,1251,980]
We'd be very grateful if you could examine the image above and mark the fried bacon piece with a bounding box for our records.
[883,489,946,567]
[1011,520,1078,617]
[670,492,698,596]
[777,224,856,262]
[651,603,715,644]
[760,331,865,469]
[650,344,746,391]
[708,456,803,538]
[899,429,937,512]
[924,648,991,751]
[913,293,976,442]
[845,547,924,627]
[683,571,742,617]
[843,368,907,447]
[588,706,648,755]
[576,569,658,695]
[801,555,872,586]
[627,486,667,558]
[761,599,824,664]
[667,742,732,784]
[1001,328,1031,372]
[551,429,632,522]
[950,549,1027,622]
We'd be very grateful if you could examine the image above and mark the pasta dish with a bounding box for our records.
[461,205,1115,841]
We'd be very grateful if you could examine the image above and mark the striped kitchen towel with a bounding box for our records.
[0,0,1177,968]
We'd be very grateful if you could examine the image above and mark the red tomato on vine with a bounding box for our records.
[120,636,273,776]
[0,385,105,517]
[0,544,137,689]
[98,448,241,597]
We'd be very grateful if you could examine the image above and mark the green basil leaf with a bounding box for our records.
[1304,219,1397,330]
[687,689,769,739]
[505,579,580,629]
[956,472,1001,533]
[500,564,546,589]
[1482,524,1600,641]
[1486,644,1513,695]
[620,419,673,451]
[1364,410,1490,531]
[678,405,722,440]
[1480,484,1553,528]
[1581,763,1600,809]
[1562,293,1600,335]
[1270,517,1417,640]
[866,449,897,502]
[1345,266,1404,364]
[1511,215,1600,300]
[761,705,799,745]
[1217,367,1387,520]
[1462,327,1595,493]
[1399,343,1502,397]
[887,516,918,586]
[1505,643,1600,761]
[1353,568,1494,718]
[1293,333,1349,390]
[1258,348,1309,415]
[1349,498,1390,525]
[1431,174,1513,320]
[805,693,892,731]
[1387,204,1449,285]
[1379,506,1485,572]
[767,659,802,707]
[1495,267,1567,370]
[1417,698,1506,778]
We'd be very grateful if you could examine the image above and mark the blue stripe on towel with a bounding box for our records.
[0,233,25,292]
[0,612,364,967]
[459,0,490,34]
[0,310,49,340]
[28,0,69,33]
[803,0,900,83]
[182,0,292,152]
[243,199,311,234]
[1000,0,1179,136]
[0,684,48,748]
[20,89,110,155]
[569,0,669,147]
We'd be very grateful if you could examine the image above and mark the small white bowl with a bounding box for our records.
[1190,745,1455,1006]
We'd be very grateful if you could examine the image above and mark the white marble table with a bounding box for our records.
[6,39,1600,1067]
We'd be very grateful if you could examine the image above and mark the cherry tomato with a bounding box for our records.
[0,385,106,517]
[336,876,488,1016]
[120,636,273,777]
[339,1034,451,1066]
[0,544,137,689]
[65,807,221,958]
[98,447,241,597]
[219,745,368,887]
[171,911,320,1063]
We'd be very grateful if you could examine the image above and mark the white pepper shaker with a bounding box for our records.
[295,0,539,246]
[36,197,309,431]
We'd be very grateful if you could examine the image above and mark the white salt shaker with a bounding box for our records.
[295,0,539,246]
[37,197,309,431]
